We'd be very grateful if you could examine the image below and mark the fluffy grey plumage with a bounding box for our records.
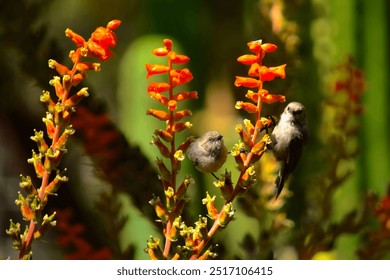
[187,130,228,174]
[270,102,308,199]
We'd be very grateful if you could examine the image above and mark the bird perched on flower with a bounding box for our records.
[270,102,308,199]
[187,131,228,178]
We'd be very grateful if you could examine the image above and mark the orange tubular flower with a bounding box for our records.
[234,77,260,88]
[233,38,286,167]
[146,64,170,78]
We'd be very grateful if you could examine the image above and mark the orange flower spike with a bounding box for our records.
[146,64,170,78]
[234,76,260,88]
[65,28,86,47]
[237,54,259,65]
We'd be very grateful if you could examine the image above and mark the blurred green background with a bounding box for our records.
[0,0,389,259]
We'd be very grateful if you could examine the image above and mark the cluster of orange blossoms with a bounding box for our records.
[7,20,121,260]
[145,39,197,175]
[145,39,199,259]
[232,40,286,172]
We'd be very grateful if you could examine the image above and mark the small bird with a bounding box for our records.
[270,102,308,200]
[187,131,228,178]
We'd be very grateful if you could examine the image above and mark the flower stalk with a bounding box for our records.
[6,20,121,259]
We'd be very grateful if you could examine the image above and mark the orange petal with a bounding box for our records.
[148,82,171,93]
[237,54,258,65]
[172,91,198,101]
[235,101,257,113]
[146,109,170,121]
[247,40,262,53]
[146,64,170,78]
[234,76,259,88]
[163,39,173,51]
[153,47,169,56]
[269,64,286,79]
[148,91,169,105]
[260,94,286,104]
[173,109,192,121]
[169,53,190,64]
[65,28,85,47]
[261,43,278,52]
[106,19,121,30]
